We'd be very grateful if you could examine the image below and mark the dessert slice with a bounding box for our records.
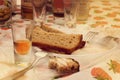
[49,56,79,74]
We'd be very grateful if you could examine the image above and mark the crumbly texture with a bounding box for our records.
[49,56,79,74]
[32,26,84,54]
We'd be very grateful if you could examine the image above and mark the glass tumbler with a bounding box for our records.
[32,0,47,25]
[77,0,89,21]
[11,19,35,65]
[63,0,78,28]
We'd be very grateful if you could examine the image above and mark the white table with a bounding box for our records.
[0,0,120,80]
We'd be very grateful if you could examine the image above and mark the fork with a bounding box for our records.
[84,31,99,42]
[0,49,48,80]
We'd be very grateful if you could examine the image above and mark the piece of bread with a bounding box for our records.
[32,26,84,54]
[49,56,79,74]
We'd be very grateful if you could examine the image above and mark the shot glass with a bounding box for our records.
[63,0,78,28]
[77,0,89,21]
[32,0,47,25]
[52,0,64,25]
[11,19,35,65]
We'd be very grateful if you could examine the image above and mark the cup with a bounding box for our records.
[0,0,12,27]
[77,0,89,21]
[11,19,35,65]
[63,0,78,28]
[32,0,47,25]
[52,0,64,25]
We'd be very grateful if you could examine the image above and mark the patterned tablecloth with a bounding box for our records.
[46,0,120,28]
[0,0,120,80]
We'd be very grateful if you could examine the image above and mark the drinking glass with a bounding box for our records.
[77,0,89,21]
[11,19,35,65]
[52,0,64,25]
[32,0,47,25]
[63,0,78,28]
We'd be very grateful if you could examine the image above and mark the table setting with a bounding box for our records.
[0,0,120,80]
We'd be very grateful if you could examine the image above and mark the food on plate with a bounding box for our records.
[32,26,85,54]
[49,56,79,74]
[108,60,120,73]
[91,67,112,80]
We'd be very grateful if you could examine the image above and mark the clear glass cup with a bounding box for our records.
[77,0,89,21]
[0,0,12,27]
[11,19,35,65]
[63,0,78,28]
[52,0,64,25]
[21,0,33,19]
[32,0,47,25]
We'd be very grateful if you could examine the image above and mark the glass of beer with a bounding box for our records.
[11,19,35,65]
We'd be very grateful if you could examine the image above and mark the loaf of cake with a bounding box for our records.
[49,56,79,74]
[32,26,85,54]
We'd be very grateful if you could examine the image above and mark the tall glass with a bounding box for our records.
[77,0,89,21]
[0,0,12,27]
[63,0,78,28]
[32,0,47,25]
[11,19,35,65]
[52,0,64,25]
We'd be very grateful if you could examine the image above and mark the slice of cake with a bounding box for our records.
[32,26,84,54]
[49,56,79,74]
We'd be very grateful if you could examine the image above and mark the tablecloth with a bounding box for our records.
[0,0,120,80]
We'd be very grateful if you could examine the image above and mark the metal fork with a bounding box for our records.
[0,49,48,80]
[84,31,99,42]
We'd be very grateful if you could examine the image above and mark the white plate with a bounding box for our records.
[48,36,119,70]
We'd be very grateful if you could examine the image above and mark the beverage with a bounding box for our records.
[14,39,31,55]
[53,12,64,17]
[77,0,89,21]
[52,0,64,17]
[21,0,33,19]
[11,19,34,64]
[52,0,64,25]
